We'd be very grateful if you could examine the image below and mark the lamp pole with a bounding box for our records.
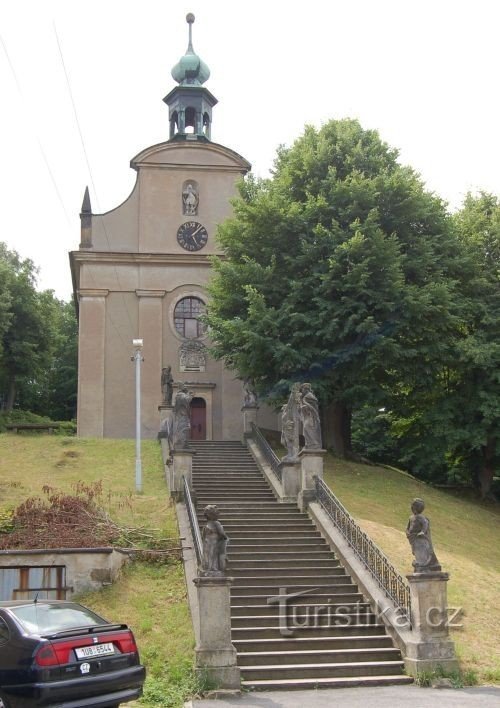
[132,339,144,493]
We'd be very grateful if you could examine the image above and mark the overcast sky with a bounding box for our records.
[1,0,499,299]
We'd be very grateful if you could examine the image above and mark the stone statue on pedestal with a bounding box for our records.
[171,384,194,448]
[243,381,258,407]
[201,504,228,576]
[298,383,322,449]
[281,383,301,461]
[161,366,174,406]
[406,498,441,572]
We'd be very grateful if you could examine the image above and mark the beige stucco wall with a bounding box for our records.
[73,139,251,440]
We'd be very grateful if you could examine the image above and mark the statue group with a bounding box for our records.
[281,382,322,460]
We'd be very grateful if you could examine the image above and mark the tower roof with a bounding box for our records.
[171,13,210,87]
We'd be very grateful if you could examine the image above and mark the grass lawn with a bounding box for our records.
[323,456,500,684]
[1,433,499,694]
[0,434,195,707]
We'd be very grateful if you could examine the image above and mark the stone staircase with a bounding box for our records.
[191,440,412,690]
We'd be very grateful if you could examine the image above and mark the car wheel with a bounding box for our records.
[0,693,11,708]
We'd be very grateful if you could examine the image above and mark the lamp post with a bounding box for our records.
[132,339,144,493]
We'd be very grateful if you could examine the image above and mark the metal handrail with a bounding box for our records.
[314,476,411,622]
[250,423,282,483]
[183,475,203,566]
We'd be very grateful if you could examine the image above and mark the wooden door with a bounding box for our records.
[190,398,206,440]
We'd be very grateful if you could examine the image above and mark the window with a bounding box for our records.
[0,617,9,643]
[174,297,206,338]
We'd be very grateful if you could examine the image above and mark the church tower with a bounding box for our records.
[70,14,252,439]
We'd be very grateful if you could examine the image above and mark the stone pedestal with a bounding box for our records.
[279,459,301,501]
[241,404,258,441]
[194,575,240,689]
[158,404,174,433]
[298,448,326,510]
[170,448,194,501]
[404,571,458,676]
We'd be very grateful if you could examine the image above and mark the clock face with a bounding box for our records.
[177,221,208,252]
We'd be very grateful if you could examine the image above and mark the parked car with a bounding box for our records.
[0,600,146,707]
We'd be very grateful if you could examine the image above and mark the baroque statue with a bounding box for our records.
[201,504,228,576]
[171,384,194,448]
[281,383,301,461]
[243,381,258,407]
[182,181,199,216]
[161,366,174,406]
[406,498,441,572]
[298,382,322,449]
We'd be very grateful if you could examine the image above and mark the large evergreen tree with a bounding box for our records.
[205,119,466,456]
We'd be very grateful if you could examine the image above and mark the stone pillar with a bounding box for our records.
[193,575,240,689]
[298,448,326,511]
[77,289,108,437]
[137,290,166,439]
[170,449,194,500]
[404,571,458,676]
[241,404,258,441]
[280,459,301,501]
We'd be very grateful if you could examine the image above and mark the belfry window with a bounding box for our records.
[174,297,206,338]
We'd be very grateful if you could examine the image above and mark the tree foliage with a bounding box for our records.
[206,119,466,456]
[0,243,77,419]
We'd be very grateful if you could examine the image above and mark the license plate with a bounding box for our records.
[75,642,114,659]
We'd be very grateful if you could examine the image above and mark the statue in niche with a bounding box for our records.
[406,498,441,572]
[161,366,174,406]
[243,380,258,407]
[171,384,194,448]
[182,181,199,216]
[179,340,206,372]
[281,383,301,461]
[201,504,228,576]
[298,382,322,449]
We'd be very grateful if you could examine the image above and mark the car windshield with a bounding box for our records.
[10,603,108,635]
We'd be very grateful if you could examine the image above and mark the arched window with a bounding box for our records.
[174,297,206,338]
[185,106,196,134]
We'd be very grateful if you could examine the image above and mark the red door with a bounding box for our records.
[190,398,206,440]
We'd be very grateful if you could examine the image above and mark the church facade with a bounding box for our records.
[70,15,277,440]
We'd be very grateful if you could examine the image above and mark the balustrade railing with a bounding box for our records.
[183,475,203,566]
[250,423,282,483]
[314,476,411,622]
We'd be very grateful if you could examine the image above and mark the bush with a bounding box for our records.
[0,410,76,435]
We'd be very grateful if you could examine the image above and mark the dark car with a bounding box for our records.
[0,600,146,707]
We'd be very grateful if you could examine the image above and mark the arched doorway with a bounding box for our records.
[190,397,206,440]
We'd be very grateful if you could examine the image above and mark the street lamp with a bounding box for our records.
[132,339,144,493]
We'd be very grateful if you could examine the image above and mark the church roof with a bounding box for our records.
[171,13,210,87]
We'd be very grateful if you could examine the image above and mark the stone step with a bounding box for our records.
[231,578,355,591]
[223,524,315,533]
[228,559,338,569]
[231,612,379,628]
[231,574,352,586]
[237,647,401,666]
[231,624,387,640]
[228,542,331,551]
[229,568,347,579]
[240,675,413,690]
[240,660,405,681]
[231,591,365,606]
[231,602,371,617]
[227,552,336,562]
[233,635,395,652]
[228,531,322,539]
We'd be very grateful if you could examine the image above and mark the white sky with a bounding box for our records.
[0,0,499,299]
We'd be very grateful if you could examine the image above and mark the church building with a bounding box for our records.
[70,14,276,440]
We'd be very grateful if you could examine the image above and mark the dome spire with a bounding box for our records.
[171,13,210,86]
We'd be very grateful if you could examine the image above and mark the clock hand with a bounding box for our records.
[191,225,203,237]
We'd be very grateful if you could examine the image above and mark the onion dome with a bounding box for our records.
[171,13,210,86]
